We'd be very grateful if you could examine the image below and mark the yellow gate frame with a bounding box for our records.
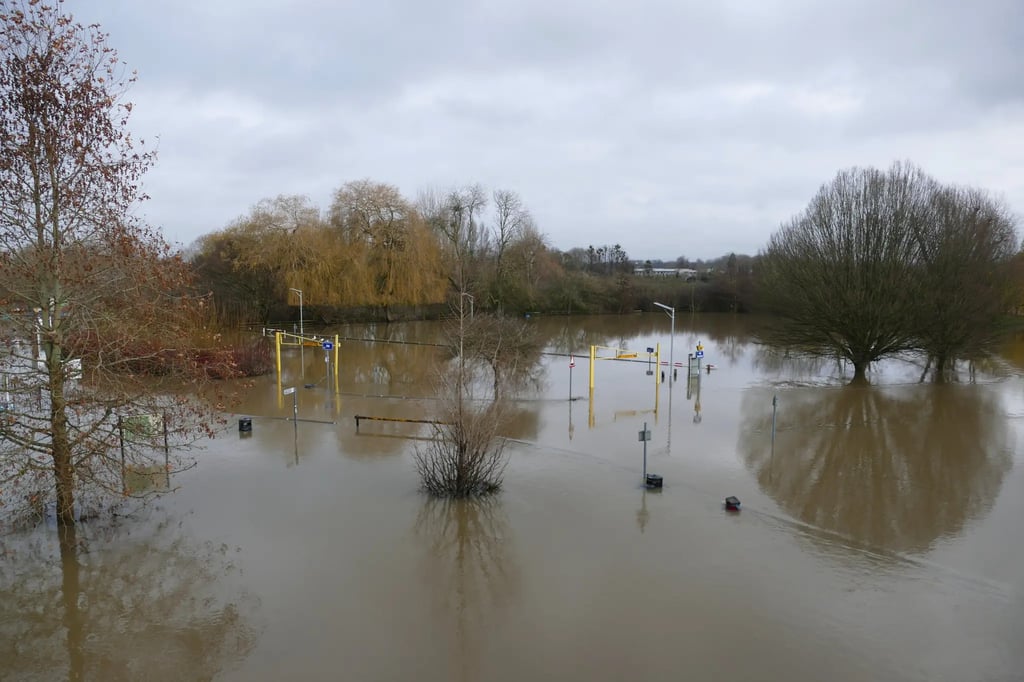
[588,343,660,389]
[275,330,340,386]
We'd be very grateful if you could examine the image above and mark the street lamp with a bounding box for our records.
[289,288,304,339]
[654,302,675,383]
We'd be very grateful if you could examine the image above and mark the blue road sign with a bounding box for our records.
[695,350,704,358]
[322,341,334,351]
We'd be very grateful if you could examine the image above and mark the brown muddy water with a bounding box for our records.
[2,314,1023,681]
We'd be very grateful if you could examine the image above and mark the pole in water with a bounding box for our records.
[642,420,648,482]
[770,394,778,478]
[569,354,574,401]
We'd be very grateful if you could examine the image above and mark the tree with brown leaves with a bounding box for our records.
[0,0,224,526]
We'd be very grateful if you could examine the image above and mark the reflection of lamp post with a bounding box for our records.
[283,385,298,464]
[654,302,675,384]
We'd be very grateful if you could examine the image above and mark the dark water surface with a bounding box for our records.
[3,314,1023,681]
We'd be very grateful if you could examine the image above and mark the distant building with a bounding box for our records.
[633,267,698,280]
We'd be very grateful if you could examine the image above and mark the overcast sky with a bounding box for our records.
[72,0,1023,261]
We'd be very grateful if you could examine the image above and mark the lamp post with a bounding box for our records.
[289,288,304,339]
[289,288,304,378]
[654,302,675,384]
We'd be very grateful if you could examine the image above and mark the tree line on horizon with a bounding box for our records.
[189,183,760,324]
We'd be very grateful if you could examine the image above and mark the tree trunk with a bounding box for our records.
[934,354,948,383]
[50,353,75,526]
[851,361,869,384]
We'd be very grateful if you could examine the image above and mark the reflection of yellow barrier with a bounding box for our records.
[586,344,662,428]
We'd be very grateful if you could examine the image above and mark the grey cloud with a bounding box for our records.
[69,0,1024,258]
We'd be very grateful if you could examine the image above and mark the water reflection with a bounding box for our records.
[752,346,844,384]
[0,516,258,681]
[414,497,518,682]
[538,314,762,359]
[739,385,1012,554]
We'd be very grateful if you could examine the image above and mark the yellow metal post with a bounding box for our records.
[589,345,596,390]
[588,387,595,428]
[656,343,661,384]
[275,331,282,377]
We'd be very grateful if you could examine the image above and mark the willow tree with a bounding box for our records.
[0,1,219,526]
[759,163,932,383]
[329,179,446,316]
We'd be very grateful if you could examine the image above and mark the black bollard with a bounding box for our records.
[239,417,252,433]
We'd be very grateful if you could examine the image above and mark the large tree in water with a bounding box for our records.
[759,162,1016,383]
[0,0,219,526]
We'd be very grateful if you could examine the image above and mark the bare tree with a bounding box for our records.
[911,186,1018,377]
[758,163,934,383]
[489,189,530,310]
[462,313,542,400]
[413,303,536,497]
[0,1,222,526]
[761,163,1019,383]
[413,370,510,497]
[418,184,487,294]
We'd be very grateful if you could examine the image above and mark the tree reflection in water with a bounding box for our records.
[414,497,518,682]
[0,515,259,681]
[740,384,1012,554]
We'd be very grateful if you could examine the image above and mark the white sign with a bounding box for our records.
[282,387,296,395]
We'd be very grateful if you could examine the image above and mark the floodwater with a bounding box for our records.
[3,314,1023,681]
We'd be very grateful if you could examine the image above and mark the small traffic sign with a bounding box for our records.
[569,355,575,368]
[646,347,654,353]
[695,350,704,358]
[322,341,334,350]
[638,429,651,442]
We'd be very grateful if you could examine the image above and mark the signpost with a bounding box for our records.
[569,354,575,400]
[283,386,297,425]
[639,422,651,483]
